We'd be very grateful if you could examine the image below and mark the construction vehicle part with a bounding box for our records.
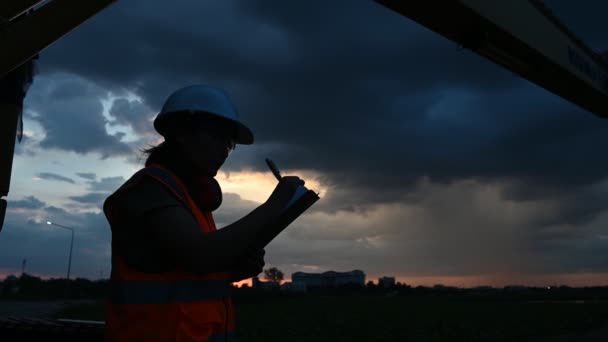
[375,0,608,118]
[0,0,117,231]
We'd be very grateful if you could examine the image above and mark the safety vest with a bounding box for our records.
[103,164,236,342]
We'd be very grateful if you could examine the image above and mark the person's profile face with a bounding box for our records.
[178,117,237,177]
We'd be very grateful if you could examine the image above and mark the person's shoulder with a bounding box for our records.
[130,175,176,198]
[108,172,184,220]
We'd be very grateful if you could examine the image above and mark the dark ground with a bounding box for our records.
[42,294,608,342]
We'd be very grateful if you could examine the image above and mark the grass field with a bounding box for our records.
[54,294,608,341]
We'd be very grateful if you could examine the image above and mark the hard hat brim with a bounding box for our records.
[233,120,254,145]
[154,111,254,145]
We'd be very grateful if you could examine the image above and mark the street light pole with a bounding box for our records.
[46,221,74,302]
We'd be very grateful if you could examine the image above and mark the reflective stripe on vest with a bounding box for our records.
[142,165,189,206]
[105,164,235,342]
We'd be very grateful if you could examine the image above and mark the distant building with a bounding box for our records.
[291,270,365,288]
[378,276,396,288]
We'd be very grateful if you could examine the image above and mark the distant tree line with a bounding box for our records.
[361,283,608,302]
[0,274,109,300]
[3,272,608,302]
[235,279,608,303]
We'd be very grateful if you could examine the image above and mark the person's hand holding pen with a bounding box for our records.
[265,158,304,212]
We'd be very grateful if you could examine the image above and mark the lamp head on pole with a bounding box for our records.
[46,221,52,225]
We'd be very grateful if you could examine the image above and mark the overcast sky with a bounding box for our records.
[1,0,608,287]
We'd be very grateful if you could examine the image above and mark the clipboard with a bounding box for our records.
[252,185,320,250]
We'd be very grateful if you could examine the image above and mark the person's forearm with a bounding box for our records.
[144,202,278,274]
[200,202,281,270]
[146,180,299,274]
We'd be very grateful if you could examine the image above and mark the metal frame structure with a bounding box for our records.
[0,0,116,230]
[1,0,116,77]
[375,0,608,118]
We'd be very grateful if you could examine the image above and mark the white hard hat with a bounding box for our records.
[154,85,254,145]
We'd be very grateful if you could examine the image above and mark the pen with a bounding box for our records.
[265,158,282,181]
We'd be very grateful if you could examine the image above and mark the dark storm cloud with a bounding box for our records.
[213,193,260,228]
[24,74,132,159]
[8,196,46,210]
[86,176,126,193]
[34,0,521,141]
[35,1,607,177]
[45,205,69,217]
[525,181,608,232]
[65,177,128,209]
[265,179,608,279]
[31,1,608,224]
[36,172,75,184]
[76,172,97,180]
[108,98,155,136]
[68,193,107,206]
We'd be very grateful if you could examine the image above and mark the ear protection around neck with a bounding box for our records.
[190,176,223,212]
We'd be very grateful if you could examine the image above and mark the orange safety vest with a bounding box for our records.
[103,164,236,342]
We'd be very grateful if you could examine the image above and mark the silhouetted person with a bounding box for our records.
[103,85,303,342]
